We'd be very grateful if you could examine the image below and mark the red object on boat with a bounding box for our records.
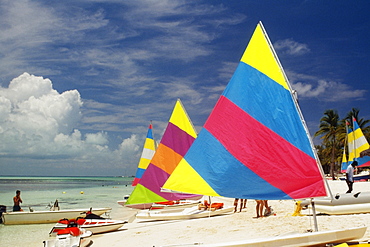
[57,227,81,236]
[77,218,86,225]
[155,201,175,205]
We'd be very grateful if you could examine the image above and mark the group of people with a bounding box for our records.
[233,198,272,218]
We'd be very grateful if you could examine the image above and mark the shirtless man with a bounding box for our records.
[13,190,23,212]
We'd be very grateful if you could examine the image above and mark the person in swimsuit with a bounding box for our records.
[13,190,23,212]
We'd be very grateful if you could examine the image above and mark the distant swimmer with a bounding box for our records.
[13,190,23,212]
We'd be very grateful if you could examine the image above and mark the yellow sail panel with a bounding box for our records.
[163,159,220,197]
[143,138,155,149]
[241,23,289,90]
[137,158,151,169]
[169,99,197,138]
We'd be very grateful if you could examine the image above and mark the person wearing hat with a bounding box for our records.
[345,161,358,193]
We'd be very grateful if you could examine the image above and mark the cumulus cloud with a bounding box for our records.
[0,73,140,175]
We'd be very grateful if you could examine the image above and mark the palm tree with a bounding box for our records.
[314,109,340,180]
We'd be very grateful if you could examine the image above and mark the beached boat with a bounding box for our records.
[2,206,111,225]
[118,195,201,210]
[341,118,370,173]
[160,21,366,245]
[136,204,234,221]
[159,226,367,247]
[44,226,92,247]
[49,213,127,235]
[124,99,202,210]
[338,171,370,181]
[118,124,157,208]
[149,199,202,210]
[300,191,370,215]
[131,122,157,187]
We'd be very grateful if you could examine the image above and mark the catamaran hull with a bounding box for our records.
[313,203,370,215]
[159,227,367,247]
[136,205,234,221]
[302,192,370,215]
[1,207,111,225]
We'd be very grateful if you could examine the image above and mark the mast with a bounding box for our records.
[352,117,357,160]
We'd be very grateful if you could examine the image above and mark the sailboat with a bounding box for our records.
[340,118,370,180]
[302,118,370,215]
[118,123,157,207]
[162,22,366,245]
[125,99,203,210]
[132,123,157,186]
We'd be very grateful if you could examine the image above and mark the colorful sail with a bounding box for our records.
[342,118,370,171]
[341,148,348,173]
[163,22,327,200]
[132,123,157,186]
[126,99,199,205]
[340,121,350,173]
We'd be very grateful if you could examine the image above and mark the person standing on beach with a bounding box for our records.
[13,190,23,211]
[346,161,357,193]
[233,198,247,212]
[255,200,271,218]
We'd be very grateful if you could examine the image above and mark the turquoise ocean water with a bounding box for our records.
[0,176,135,247]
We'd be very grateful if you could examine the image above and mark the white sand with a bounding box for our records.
[91,181,370,246]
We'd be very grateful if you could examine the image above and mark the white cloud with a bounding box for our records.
[274,39,310,56]
[0,73,141,175]
[292,79,366,102]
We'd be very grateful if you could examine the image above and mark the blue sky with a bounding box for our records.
[0,0,370,176]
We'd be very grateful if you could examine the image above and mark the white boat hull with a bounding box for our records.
[118,200,153,209]
[79,219,126,234]
[44,228,93,247]
[303,191,370,215]
[44,238,92,247]
[50,219,127,235]
[1,207,111,225]
[136,205,234,221]
[160,227,367,247]
[313,203,370,215]
[119,199,201,210]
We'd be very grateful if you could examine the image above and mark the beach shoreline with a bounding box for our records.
[91,180,370,247]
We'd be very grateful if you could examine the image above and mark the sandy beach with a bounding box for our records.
[90,180,370,246]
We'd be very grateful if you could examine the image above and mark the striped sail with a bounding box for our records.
[132,123,157,186]
[344,118,370,171]
[126,99,199,205]
[341,148,348,173]
[163,22,327,200]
